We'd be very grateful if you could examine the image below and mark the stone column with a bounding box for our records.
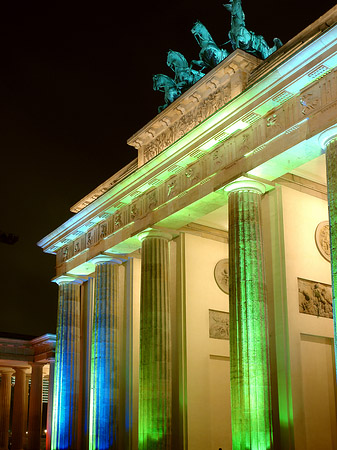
[138,230,172,450]
[46,359,55,450]
[225,180,273,450]
[0,368,14,450]
[89,255,123,450]
[51,275,82,450]
[320,126,337,373]
[12,367,28,450]
[28,363,44,450]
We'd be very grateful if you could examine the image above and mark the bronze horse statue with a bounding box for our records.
[191,21,229,70]
[167,50,204,93]
[153,73,180,112]
[224,0,282,59]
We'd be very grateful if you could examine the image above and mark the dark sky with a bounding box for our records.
[0,1,335,337]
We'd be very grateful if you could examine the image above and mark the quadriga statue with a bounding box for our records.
[166,50,204,93]
[153,74,181,112]
[224,0,282,59]
[191,21,229,70]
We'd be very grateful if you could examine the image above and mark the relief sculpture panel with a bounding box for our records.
[298,277,333,318]
[209,310,229,340]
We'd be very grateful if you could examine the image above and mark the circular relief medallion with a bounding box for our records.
[214,259,229,294]
[315,221,330,262]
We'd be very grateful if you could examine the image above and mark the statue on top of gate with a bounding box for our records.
[191,21,230,71]
[167,50,205,93]
[152,0,283,112]
[223,0,282,60]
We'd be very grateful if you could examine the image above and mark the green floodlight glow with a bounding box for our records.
[138,232,172,450]
[227,181,273,450]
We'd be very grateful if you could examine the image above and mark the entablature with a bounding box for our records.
[38,21,337,274]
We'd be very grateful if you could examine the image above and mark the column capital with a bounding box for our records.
[14,367,29,375]
[319,125,337,150]
[0,367,15,376]
[52,274,84,285]
[89,253,126,266]
[29,361,45,368]
[224,179,266,195]
[138,228,172,242]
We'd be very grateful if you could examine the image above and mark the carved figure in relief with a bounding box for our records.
[167,179,177,198]
[209,310,229,340]
[223,0,282,59]
[87,232,93,246]
[153,74,181,112]
[114,213,122,229]
[62,246,68,262]
[298,278,333,318]
[167,50,204,93]
[315,221,331,261]
[100,223,107,238]
[74,241,80,254]
[130,203,139,220]
[191,21,229,70]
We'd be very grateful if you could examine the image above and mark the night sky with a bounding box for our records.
[0,1,335,337]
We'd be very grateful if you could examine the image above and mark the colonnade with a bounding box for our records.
[0,360,54,450]
[50,129,337,450]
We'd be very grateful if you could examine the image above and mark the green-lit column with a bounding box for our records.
[225,180,273,450]
[320,126,337,377]
[138,230,172,450]
[51,275,82,450]
[89,255,123,450]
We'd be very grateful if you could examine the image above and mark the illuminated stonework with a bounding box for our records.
[226,181,272,449]
[89,256,122,450]
[51,277,82,450]
[138,231,172,450]
[37,7,337,450]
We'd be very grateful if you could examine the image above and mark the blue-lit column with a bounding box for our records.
[138,230,172,450]
[89,255,123,450]
[320,127,337,377]
[51,275,82,450]
[225,180,273,450]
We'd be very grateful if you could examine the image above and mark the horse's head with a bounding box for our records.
[167,50,188,71]
[223,0,233,13]
[191,21,214,48]
[224,0,245,23]
[153,74,175,92]
[191,21,203,37]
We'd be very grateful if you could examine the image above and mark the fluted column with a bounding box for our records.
[0,368,14,450]
[51,275,82,450]
[89,255,123,450]
[46,360,55,450]
[225,180,273,450]
[138,230,172,450]
[28,363,44,450]
[12,367,28,450]
[320,126,337,376]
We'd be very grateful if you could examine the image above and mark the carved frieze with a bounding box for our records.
[209,310,229,340]
[298,278,333,319]
[141,85,231,165]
